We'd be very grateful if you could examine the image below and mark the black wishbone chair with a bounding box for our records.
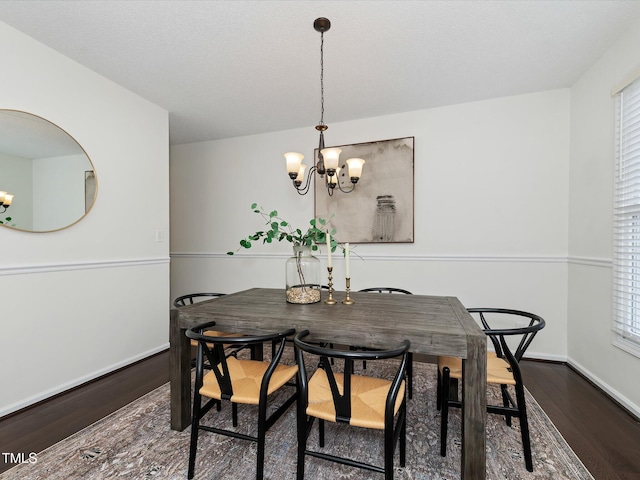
[358,287,414,399]
[294,330,410,480]
[173,292,226,307]
[437,308,546,472]
[186,321,298,480]
[173,293,250,361]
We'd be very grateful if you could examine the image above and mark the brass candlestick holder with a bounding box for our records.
[342,277,354,305]
[325,267,337,305]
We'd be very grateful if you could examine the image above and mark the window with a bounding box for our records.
[613,76,640,356]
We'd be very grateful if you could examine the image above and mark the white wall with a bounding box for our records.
[0,21,170,416]
[568,17,640,418]
[170,89,571,361]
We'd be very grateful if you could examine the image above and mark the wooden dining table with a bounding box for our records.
[169,287,487,479]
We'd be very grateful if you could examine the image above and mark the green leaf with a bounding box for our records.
[318,218,326,226]
[280,221,288,227]
[227,251,234,255]
[269,210,278,218]
[271,222,279,230]
[251,203,258,209]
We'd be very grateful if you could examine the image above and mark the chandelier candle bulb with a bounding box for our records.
[285,152,304,177]
[346,158,365,180]
[321,147,341,172]
[295,164,307,183]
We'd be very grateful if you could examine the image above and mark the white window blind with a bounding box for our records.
[613,76,640,354]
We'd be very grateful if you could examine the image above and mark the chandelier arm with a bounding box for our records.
[335,176,356,194]
[294,164,318,196]
[0,206,6,213]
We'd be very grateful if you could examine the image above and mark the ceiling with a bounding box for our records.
[1,0,640,146]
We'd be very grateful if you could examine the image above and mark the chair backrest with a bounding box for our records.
[186,320,295,401]
[359,287,413,295]
[467,308,545,383]
[173,292,225,308]
[294,330,410,424]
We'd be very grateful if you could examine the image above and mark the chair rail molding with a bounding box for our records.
[0,257,169,276]
[567,256,612,268]
[172,252,570,264]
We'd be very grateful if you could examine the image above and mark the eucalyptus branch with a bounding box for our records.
[227,203,338,255]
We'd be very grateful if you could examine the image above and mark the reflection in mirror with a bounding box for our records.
[0,110,96,232]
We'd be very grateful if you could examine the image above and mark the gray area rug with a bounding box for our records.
[1,361,593,480]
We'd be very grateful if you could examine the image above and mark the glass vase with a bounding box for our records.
[285,245,321,304]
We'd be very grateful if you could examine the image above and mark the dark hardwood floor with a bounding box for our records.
[0,350,170,475]
[1,353,638,478]
[520,360,640,480]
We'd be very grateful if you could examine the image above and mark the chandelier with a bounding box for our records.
[285,17,365,196]
[0,191,13,213]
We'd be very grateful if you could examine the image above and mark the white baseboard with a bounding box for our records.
[0,343,169,418]
[567,357,640,420]
[524,351,567,363]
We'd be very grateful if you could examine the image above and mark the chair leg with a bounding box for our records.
[515,383,534,472]
[296,395,309,480]
[232,403,238,427]
[440,367,450,457]
[319,419,325,447]
[187,393,202,479]
[436,367,442,410]
[400,404,407,467]
[384,415,394,480]
[501,384,512,426]
[407,352,413,399]
[256,401,268,480]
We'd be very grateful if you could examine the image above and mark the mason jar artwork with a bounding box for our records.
[373,195,396,242]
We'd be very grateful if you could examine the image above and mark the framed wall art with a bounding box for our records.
[314,136,414,243]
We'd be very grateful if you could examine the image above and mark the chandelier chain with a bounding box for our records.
[319,31,325,126]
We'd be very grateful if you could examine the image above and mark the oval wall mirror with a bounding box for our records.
[0,109,97,232]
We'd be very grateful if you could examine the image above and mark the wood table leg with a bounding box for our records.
[170,309,191,431]
[461,337,487,479]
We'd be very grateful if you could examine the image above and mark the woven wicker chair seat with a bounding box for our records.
[306,369,405,429]
[200,356,298,405]
[438,351,516,386]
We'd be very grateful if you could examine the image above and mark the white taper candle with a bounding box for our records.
[345,243,350,277]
